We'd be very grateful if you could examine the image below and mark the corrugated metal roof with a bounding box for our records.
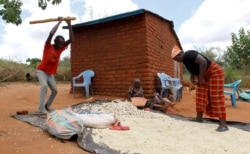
[71,9,174,29]
[67,8,182,50]
[72,9,145,29]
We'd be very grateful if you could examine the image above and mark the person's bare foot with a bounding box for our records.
[170,103,175,107]
[188,118,203,123]
[216,125,229,132]
[160,104,170,113]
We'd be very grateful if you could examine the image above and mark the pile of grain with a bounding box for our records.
[77,100,250,153]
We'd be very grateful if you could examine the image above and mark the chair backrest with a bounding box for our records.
[161,73,181,87]
[82,70,94,84]
[231,80,242,92]
[224,80,242,96]
[224,80,241,90]
[157,73,170,88]
[161,73,171,80]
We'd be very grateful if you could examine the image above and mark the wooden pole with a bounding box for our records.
[29,17,76,24]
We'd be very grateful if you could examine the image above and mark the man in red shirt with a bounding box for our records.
[36,17,74,114]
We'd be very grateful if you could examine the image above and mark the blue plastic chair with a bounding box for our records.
[157,73,182,102]
[224,80,241,107]
[72,70,94,98]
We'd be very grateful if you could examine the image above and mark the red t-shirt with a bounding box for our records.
[36,42,67,74]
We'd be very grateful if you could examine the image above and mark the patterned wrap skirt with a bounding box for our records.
[196,62,226,118]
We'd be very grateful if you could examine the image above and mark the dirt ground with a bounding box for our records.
[1,82,250,154]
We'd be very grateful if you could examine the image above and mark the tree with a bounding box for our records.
[0,0,62,25]
[199,47,225,67]
[0,0,22,25]
[26,58,41,68]
[200,48,217,61]
[59,56,70,67]
[225,27,250,87]
[193,46,225,67]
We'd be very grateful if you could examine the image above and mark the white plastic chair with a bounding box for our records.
[157,72,182,102]
[72,70,94,98]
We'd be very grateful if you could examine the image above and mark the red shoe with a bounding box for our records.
[109,122,130,131]
[144,107,151,111]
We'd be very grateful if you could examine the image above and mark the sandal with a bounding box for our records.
[188,118,203,123]
[109,125,130,130]
[109,122,130,131]
[144,107,151,111]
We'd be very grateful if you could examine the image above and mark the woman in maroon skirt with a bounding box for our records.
[171,45,228,132]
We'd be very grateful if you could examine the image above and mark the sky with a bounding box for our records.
[0,0,250,63]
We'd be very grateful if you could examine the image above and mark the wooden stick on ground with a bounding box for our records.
[29,17,76,24]
[0,70,19,82]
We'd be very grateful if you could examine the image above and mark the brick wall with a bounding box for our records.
[144,12,180,96]
[70,12,181,98]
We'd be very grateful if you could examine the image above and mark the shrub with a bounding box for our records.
[0,59,71,82]
[0,59,34,82]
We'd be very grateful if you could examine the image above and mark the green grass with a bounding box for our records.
[0,58,249,88]
[0,59,71,82]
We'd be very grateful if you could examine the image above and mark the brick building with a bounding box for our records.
[70,9,182,98]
